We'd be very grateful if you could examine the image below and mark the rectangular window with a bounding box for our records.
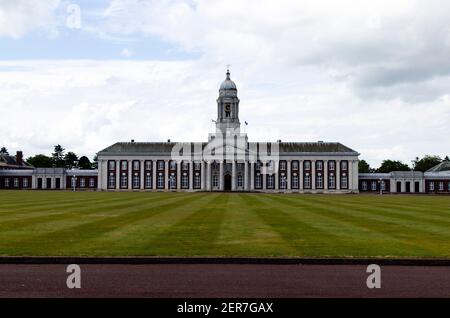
[157,173,164,189]
[448,182,450,191]
[304,161,311,170]
[145,173,152,189]
[194,162,201,171]
[89,178,95,188]
[108,173,115,188]
[341,175,348,189]
[329,175,336,189]
[108,161,115,170]
[439,181,444,191]
[362,181,367,190]
[71,178,76,188]
[238,175,243,187]
[381,181,386,191]
[316,161,323,171]
[121,161,128,171]
[329,161,335,171]
[292,174,299,189]
[182,161,189,171]
[80,178,85,188]
[169,161,176,170]
[182,174,189,188]
[279,161,286,171]
[169,173,176,189]
[133,161,140,171]
[212,175,219,187]
[13,178,19,188]
[279,175,286,189]
[255,174,262,189]
[292,161,299,170]
[120,173,127,189]
[371,181,377,191]
[23,178,29,188]
[256,161,261,170]
[158,161,165,170]
[145,160,152,171]
[316,174,323,189]
[341,161,348,170]
[429,181,434,191]
[133,174,140,189]
[194,174,201,189]
[267,175,274,189]
[304,174,311,189]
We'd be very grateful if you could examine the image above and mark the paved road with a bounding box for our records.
[0,264,449,298]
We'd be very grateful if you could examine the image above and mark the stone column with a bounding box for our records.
[219,161,224,191]
[336,160,341,190]
[287,160,291,191]
[311,160,316,190]
[244,161,249,191]
[164,160,169,190]
[140,160,144,190]
[206,161,211,191]
[201,161,206,190]
[274,161,279,191]
[116,160,120,190]
[299,160,303,190]
[231,160,236,191]
[250,161,255,191]
[152,160,157,190]
[128,160,132,190]
[189,161,194,190]
[177,161,181,190]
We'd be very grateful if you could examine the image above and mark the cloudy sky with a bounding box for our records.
[1,0,449,168]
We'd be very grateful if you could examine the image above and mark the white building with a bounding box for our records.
[97,70,360,193]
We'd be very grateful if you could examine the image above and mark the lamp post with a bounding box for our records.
[72,175,77,192]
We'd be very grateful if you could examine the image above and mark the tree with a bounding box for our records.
[0,147,8,155]
[51,144,65,167]
[91,154,98,169]
[412,155,442,172]
[358,160,371,173]
[64,151,79,168]
[377,160,410,173]
[78,156,92,169]
[26,154,52,168]
[445,156,449,162]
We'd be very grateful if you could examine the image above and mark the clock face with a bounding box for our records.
[225,104,231,111]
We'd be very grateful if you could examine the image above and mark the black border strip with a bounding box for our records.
[1,256,450,266]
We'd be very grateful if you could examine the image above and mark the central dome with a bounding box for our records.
[219,69,237,91]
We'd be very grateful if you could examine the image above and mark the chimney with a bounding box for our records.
[16,151,23,165]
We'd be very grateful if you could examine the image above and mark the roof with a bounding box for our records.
[0,153,33,169]
[426,160,450,172]
[277,142,358,154]
[99,141,358,156]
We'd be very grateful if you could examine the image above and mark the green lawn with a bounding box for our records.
[0,191,449,258]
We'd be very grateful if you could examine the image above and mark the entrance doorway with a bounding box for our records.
[224,174,232,191]
[46,178,52,189]
[396,181,402,193]
[37,178,42,189]
[405,181,410,193]
[55,178,61,189]
[415,182,420,193]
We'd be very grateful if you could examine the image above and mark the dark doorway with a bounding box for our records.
[55,178,61,189]
[46,178,52,189]
[37,178,43,189]
[415,182,420,193]
[396,181,402,193]
[224,174,232,191]
[405,182,410,193]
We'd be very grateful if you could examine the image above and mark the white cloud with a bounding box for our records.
[120,48,134,57]
[0,0,60,39]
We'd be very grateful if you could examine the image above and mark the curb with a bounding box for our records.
[1,256,450,266]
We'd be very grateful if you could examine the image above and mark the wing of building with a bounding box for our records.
[1,70,449,193]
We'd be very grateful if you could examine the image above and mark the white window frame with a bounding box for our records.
[267,174,274,189]
[13,178,19,188]
[341,175,348,189]
[292,161,299,170]
[121,161,127,170]
[341,161,348,170]
[108,174,115,188]
[182,174,189,188]
[194,174,201,188]
[316,161,323,171]
[120,174,127,188]
[132,174,140,188]
[145,174,152,189]
[304,174,311,189]
[80,178,85,188]
[237,175,243,187]
[157,173,164,188]
[23,178,29,188]
[292,174,299,189]
[362,181,367,190]
[429,181,434,191]
[133,161,139,171]
[304,161,311,170]
[109,161,115,170]
[439,181,444,191]
[89,178,95,188]
[158,161,165,170]
[329,175,335,189]
[371,181,377,191]
[280,175,287,189]
[279,161,286,170]
[316,174,323,188]
[145,161,152,171]
[212,175,219,188]
[255,174,262,188]
[329,161,335,171]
